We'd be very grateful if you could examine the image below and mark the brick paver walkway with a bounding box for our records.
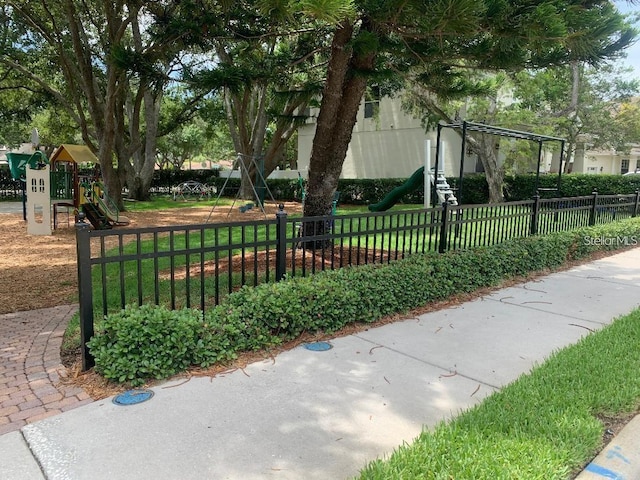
[0,305,92,436]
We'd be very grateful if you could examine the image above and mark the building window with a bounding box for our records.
[635,159,640,172]
[621,158,629,174]
[364,86,380,119]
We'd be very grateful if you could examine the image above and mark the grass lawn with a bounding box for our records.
[123,195,234,212]
[87,202,443,318]
[357,308,640,479]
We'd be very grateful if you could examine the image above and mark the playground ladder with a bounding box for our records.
[429,171,458,206]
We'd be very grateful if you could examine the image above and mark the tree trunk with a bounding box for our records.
[304,20,375,221]
[479,136,504,203]
[221,84,266,201]
[464,133,504,203]
[564,140,575,174]
[98,61,125,208]
[126,89,160,201]
[238,154,260,200]
[236,84,267,200]
[263,100,304,174]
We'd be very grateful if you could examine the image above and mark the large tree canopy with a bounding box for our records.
[1,0,204,206]
[301,0,635,216]
[511,62,640,172]
[150,0,334,199]
[1,0,636,213]
[0,6,53,146]
[401,61,640,202]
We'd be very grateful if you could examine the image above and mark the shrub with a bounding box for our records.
[88,218,640,385]
[152,169,221,189]
[87,305,205,385]
[145,170,640,206]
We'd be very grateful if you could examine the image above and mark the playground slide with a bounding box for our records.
[95,192,130,226]
[368,167,425,212]
[82,203,112,230]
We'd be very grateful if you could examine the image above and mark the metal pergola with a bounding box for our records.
[434,120,566,203]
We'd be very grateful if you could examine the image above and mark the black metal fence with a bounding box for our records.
[75,191,640,368]
[0,171,23,200]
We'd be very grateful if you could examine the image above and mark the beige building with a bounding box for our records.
[296,95,561,179]
[574,144,640,175]
[297,96,476,179]
[298,93,640,179]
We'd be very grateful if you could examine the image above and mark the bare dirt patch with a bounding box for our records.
[0,201,301,314]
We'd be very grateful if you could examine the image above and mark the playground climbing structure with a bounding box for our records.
[369,121,566,212]
[428,169,458,206]
[368,167,457,212]
[79,180,130,230]
[5,144,130,232]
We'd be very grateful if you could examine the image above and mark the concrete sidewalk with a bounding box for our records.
[3,248,640,479]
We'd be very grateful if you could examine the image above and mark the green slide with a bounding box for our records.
[368,166,425,212]
[93,183,130,225]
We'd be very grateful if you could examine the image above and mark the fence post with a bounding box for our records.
[589,190,598,226]
[75,213,95,370]
[438,201,449,254]
[275,204,287,281]
[531,193,540,235]
[634,191,640,218]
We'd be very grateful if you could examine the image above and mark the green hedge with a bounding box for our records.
[503,173,640,200]
[0,169,23,201]
[88,218,640,385]
[4,167,640,204]
[152,169,221,189]
[150,170,640,205]
[449,173,640,203]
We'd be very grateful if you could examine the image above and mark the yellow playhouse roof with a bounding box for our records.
[50,144,98,164]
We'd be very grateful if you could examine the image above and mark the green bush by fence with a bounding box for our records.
[152,169,221,190]
[4,165,640,204]
[449,173,640,203]
[87,217,640,386]
[0,169,23,200]
[157,172,640,205]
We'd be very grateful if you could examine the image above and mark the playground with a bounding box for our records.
[0,126,629,319]
[0,200,302,314]
[3,166,640,480]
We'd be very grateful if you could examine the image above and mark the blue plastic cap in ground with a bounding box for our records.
[113,389,155,406]
[303,341,333,351]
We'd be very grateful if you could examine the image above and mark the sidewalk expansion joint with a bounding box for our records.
[352,335,501,390]
[482,296,608,326]
[555,271,640,289]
